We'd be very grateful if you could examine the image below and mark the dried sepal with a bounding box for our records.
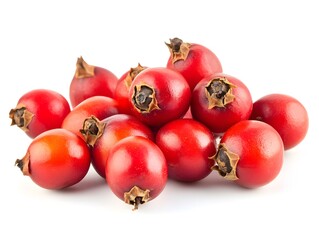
[205,77,237,109]
[165,37,191,63]
[9,104,34,132]
[211,143,239,180]
[124,185,151,211]
[80,115,106,147]
[124,63,146,89]
[15,151,30,176]
[75,56,95,78]
[132,84,160,113]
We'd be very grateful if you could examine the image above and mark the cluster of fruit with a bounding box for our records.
[10,38,309,210]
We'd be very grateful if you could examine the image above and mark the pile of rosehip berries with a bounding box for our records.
[10,38,309,210]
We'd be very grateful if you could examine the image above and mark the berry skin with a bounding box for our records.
[250,93,308,150]
[213,120,284,188]
[9,89,71,138]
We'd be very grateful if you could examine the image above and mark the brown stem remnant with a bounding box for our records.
[15,152,30,176]
[205,77,236,109]
[132,84,160,113]
[124,63,146,89]
[9,104,34,132]
[75,56,95,78]
[165,37,191,63]
[124,186,151,211]
[80,115,106,147]
[211,143,239,180]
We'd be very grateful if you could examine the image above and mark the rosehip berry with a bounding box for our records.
[191,73,253,133]
[250,93,308,150]
[69,56,118,108]
[80,114,154,178]
[129,67,191,128]
[156,119,216,182]
[62,96,119,139]
[212,120,284,188]
[166,37,222,90]
[106,136,168,210]
[15,129,91,190]
[9,89,70,138]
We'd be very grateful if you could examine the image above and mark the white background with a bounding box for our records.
[1,0,318,239]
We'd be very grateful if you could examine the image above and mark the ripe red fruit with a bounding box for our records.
[9,89,71,138]
[15,129,91,190]
[166,37,222,90]
[191,73,253,133]
[156,119,216,182]
[250,93,308,150]
[129,67,191,127]
[69,56,118,108]
[212,120,284,188]
[114,63,147,114]
[80,114,154,178]
[62,96,119,138]
[106,136,168,210]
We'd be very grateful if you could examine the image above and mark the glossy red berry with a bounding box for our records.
[9,89,71,138]
[106,136,168,210]
[250,93,308,150]
[129,67,191,128]
[166,37,222,90]
[156,119,216,182]
[191,73,253,133]
[15,129,91,190]
[212,120,284,188]
[80,114,154,178]
[69,57,118,108]
[62,96,119,139]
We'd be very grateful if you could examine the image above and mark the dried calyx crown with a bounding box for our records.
[75,56,95,78]
[205,77,236,109]
[9,105,34,132]
[211,143,239,180]
[132,84,160,113]
[166,37,191,63]
[124,186,150,211]
[124,63,146,89]
[80,115,106,147]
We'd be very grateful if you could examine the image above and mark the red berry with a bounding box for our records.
[62,96,119,139]
[15,129,91,190]
[250,93,308,150]
[106,136,168,210]
[129,67,191,127]
[80,114,154,178]
[9,89,71,138]
[212,120,284,188]
[166,37,222,90]
[69,57,118,108]
[191,73,253,133]
[156,119,216,182]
